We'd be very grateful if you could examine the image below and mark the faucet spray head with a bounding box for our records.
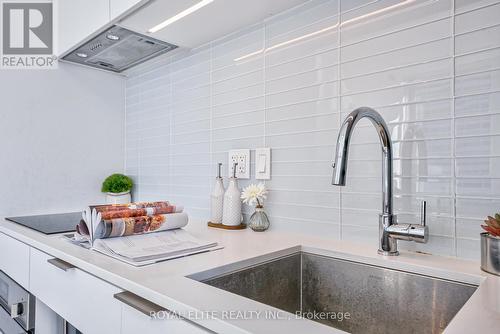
[331,161,346,186]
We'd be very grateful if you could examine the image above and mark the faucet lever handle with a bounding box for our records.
[420,200,427,227]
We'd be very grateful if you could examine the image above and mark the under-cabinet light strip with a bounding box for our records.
[148,0,214,33]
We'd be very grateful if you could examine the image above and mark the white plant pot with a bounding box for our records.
[105,191,131,205]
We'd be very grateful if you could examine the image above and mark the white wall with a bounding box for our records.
[0,63,125,216]
[125,0,500,259]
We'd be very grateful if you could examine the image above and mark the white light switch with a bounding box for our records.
[255,148,271,180]
[257,154,266,173]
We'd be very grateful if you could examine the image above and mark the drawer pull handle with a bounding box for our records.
[114,291,168,317]
[47,258,76,271]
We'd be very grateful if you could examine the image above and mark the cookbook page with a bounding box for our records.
[93,229,217,261]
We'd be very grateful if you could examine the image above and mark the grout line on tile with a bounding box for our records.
[452,0,458,257]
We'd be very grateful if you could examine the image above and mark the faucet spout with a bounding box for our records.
[331,107,427,255]
[332,107,393,215]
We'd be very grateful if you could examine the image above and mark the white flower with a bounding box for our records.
[241,183,268,207]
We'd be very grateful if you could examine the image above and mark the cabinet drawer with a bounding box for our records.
[0,232,30,289]
[29,248,122,334]
[117,292,212,334]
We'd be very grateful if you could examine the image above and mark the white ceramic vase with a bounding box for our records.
[210,177,225,224]
[222,177,242,226]
[105,191,131,205]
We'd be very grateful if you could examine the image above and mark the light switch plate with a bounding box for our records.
[228,149,250,179]
[255,147,271,180]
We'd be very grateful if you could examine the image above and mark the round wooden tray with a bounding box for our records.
[207,222,246,230]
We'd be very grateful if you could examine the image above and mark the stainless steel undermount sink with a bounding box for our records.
[193,252,477,334]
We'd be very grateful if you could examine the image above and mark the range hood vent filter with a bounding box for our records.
[62,25,178,73]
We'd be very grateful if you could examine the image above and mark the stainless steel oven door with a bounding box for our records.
[0,271,34,332]
[0,306,26,334]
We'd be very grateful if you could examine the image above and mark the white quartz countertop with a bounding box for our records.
[1,218,499,334]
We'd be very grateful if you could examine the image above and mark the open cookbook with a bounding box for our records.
[68,201,221,266]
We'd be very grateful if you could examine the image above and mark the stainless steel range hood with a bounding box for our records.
[62,25,177,73]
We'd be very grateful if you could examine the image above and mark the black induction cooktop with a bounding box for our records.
[5,212,81,234]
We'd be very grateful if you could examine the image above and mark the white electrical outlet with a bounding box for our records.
[228,149,250,179]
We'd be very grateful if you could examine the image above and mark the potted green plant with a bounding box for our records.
[480,213,500,276]
[101,173,133,204]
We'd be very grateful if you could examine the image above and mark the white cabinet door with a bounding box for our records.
[35,298,65,334]
[110,0,143,20]
[29,248,123,334]
[0,232,30,289]
[119,293,212,334]
[57,0,110,55]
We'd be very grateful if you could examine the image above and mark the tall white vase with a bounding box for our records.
[222,177,242,226]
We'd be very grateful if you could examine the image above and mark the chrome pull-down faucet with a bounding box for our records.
[332,107,428,256]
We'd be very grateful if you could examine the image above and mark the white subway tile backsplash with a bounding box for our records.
[266,98,338,121]
[455,69,500,96]
[267,114,338,135]
[456,178,500,197]
[393,177,453,196]
[267,189,339,208]
[266,49,338,80]
[455,2,500,34]
[267,66,338,94]
[456,157,500,177]
[455,0,500,14]
[213,84,264,106]
[266,82,338,108]
[455,48,500,77]
[342,225,379,244]
[266,0,339,40]
[266,202,339,223]
[212,97,264,118]
[266,130,337,148]
[456,114,500,137]
[341,80,452,110]
[342,176,381,193]
[267,13,339,50]
[378,100,453,123]
[213,110,265,129]
[272,161,332,176]
[212,59,264,83]
[393,158,453,177]
[342,193,380,211]
[213,71,264,96]
[212,137,264,153]
[455,24,500,55]
[125,0,500,259]
[393,139,453,159]
[341,38,452,79]
[212,124,264,142]
[456,237,480,260]
[341,59,452,96]
[455,91,500,116]
[456,197,500,219]
[455,135,500,157]
[267,175,334,192]
[341,18,452,62]
[340,0,451,45]
[270,145,336,161]
[394,195,454,217]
